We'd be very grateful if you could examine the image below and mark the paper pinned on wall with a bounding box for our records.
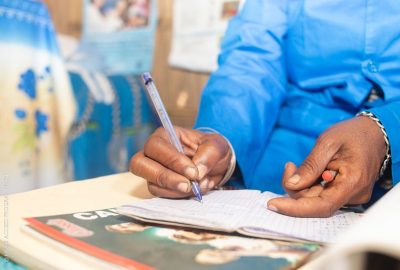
[169,0,246,73]
[78,0,158,75]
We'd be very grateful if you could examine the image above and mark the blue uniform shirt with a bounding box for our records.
[195,0,400,194]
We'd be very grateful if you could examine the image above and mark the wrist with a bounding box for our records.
[357,111,391,181]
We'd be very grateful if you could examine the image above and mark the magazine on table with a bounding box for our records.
[22,208,320,270]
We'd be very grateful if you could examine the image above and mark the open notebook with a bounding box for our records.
[118,190,362,244]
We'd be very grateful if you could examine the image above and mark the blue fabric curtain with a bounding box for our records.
[66,71,157,180]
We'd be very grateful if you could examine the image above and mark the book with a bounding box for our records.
[117,190,363,244]
[22,208,320,270]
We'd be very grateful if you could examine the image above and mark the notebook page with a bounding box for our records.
[118,190,262,231]
[238,191,363,243]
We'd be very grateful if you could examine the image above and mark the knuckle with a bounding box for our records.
[129,152,143,175]
[143,135,160,156]
[207,143,223,157]
[286,189,301,199]
[165,155,186,171]
[147,183,159,197]
[215,135,230,153]
[205,134,229,154]
[316,133,336,150]
[155,169,169,188]
[321,201,338,218]
[282,184,292,194]
[344,176,358,191]
[301,158,320,174]
[355,192,372,204]
[209,133,223,142]
[351,171,370,190]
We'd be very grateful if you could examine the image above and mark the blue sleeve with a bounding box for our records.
[194,0,289,186]
[369,101,400,185]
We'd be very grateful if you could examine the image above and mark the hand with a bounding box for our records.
[130,127,232,198]
[268,116,387,217]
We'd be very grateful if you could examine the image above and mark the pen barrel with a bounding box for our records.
[143,75,184,154]
[191,181,202,201]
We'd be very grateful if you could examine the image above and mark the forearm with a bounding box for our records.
[195,0,289,186]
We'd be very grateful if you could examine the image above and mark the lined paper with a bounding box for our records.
[118,190,362,243]
[241,192,362,243]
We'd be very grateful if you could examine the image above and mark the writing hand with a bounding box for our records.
[130,127,232,198]
[268,116,387,217]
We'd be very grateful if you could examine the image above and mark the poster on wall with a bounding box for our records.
[169,0,245,73]
[78,0,157,75]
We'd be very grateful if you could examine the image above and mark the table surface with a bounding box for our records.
[6,172,396,270]
[0,172,152,270]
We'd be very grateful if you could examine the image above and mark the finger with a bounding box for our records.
[197,176,220,194]
[192,134,231,180]
[282,162,298,197]
[285,161,341,198]
[149,178,216,199]
[201,175,222,190]
[130,151,192,193]
[283,162,323,199]
[179,128,201,152]
[267,197,337,217]
[268,180,349,217]
[285,135,340,191]
[144,133,198,180]
[198,177,210,193]
[286,184,324,199]
[283,162,298,183]
[183,147,196,158]
[147,183,190,198]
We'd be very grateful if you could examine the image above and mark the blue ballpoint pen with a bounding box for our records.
[142,72,203,203]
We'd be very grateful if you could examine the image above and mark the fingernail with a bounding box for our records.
[268,204,278,212]
[177,182,190,193]
[197,164,208,180]
[288,174,300,185]
[184,167,197,180]
[284,162,289,170]
[200,178,209,189]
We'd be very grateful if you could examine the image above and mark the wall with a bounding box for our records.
[44,0,210,127]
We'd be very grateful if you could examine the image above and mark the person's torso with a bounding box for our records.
[278,0,400,136]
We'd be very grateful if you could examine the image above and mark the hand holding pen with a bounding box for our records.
[141,73,202,202]
[129,73,233,201]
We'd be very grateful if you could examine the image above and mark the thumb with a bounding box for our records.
[286,138,339,190]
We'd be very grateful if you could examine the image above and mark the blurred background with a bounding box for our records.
[0,0,242,193]
[44,0,210,128]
